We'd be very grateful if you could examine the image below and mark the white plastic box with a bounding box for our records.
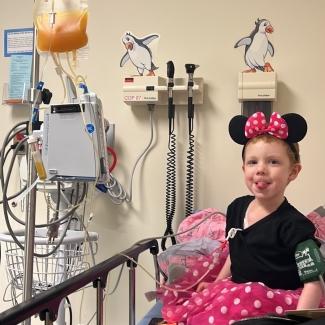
[238,72,277,101]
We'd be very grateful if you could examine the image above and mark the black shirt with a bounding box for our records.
[226,195,316,290]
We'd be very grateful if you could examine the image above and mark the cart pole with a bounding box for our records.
[22,22,39,325]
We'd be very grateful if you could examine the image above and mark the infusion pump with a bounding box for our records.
[41,92,108,183]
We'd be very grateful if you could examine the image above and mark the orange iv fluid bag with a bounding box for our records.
[34,0,88,53]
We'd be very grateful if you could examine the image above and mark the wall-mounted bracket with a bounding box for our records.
[122,76,204,106]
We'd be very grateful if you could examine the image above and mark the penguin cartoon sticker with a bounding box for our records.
[234,18,274,72]
[120,32,159,76]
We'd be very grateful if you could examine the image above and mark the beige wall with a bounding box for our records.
[1,0,325,324]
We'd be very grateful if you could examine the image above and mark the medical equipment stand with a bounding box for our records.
[23,23,40,325]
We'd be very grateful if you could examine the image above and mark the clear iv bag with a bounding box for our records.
[33,0,88,53]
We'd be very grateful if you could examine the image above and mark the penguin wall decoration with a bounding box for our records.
[234,18,274,73]
[120,31,159,76]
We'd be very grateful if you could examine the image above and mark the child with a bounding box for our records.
[159,112,325,325]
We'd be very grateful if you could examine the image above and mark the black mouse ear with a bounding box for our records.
[282,113,307,143]
[229,115,249,145]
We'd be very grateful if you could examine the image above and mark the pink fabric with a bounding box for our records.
[177,208,226,243]
[306,210,325,241]
[158,207,325,324]
[159,240,325,325]
[245,112,288,140]
[162,279,305,325]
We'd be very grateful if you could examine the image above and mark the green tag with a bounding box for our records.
[295,239,325,282]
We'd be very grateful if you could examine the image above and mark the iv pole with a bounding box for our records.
[22,19,40,325]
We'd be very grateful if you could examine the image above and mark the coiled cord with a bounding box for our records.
[161,60,178,250]
[166,133,177,223]
[185,118,195,217]
[162,132,177,250]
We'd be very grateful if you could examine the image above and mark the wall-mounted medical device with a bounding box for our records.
[238,72,277,118]
[122,76,204,106]
[238,71,276,101]
[42,92,108,182]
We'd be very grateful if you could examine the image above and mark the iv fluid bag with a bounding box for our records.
[34,0,88,53]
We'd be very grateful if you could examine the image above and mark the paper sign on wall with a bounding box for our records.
[4,28,34,57]
[8,55,32,100]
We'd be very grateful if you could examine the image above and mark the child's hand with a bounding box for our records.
[196,281,210,292]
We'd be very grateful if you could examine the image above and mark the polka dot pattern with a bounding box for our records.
[267,290,274,299]
[244,285,251,293]
[253,299,262,309]
[160,278,323,325]
[159,245,325,325]
[244,112,288,140]
[241,309,248,316]
[285,296,293,305]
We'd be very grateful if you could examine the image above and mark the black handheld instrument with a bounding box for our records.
[185,63,199,217]
[162,61,177,250]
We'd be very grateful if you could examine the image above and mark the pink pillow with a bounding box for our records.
[177,208,226,243]
[306,210,325,241]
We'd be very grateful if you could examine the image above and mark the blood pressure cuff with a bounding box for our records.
[295,239,325,283]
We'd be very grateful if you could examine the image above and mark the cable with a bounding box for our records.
[65,296,73,325]
[126,104,155,202]
[0,124,29,205]
[51,52,68,103]
[134,209,225,258]
[54,181,61,219]
[100,104,155,204]
[0,121,28,190]
[185,129,195,217]
[3,145,87,228]
[66,51,87,86]
[162,61,177,250]
[116,211,227,295]
[0,121,28,174]
[107,263,125,296]
[184,64,199,217]
[0,139,80,256]
[65,207,96,267]
[119,252,214,294]
[163,132,177,244]
[1,138,31,226]
[107,146,117,172]
[81,210,225,322]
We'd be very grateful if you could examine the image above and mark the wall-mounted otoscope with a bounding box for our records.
[185,63,199,217]
[167,61,175,126]
[162,61,177,250]
[185,64,199,125]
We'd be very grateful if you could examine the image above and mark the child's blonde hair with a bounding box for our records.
[242,134,300,164]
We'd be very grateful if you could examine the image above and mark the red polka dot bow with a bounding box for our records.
[244,112,288,140]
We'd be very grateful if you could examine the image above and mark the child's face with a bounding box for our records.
[242,138,301,202]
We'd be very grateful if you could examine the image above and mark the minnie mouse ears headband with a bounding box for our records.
[228,111,307,145]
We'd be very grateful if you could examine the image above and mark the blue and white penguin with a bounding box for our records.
[234,18,274,72]
[120,32,159,76]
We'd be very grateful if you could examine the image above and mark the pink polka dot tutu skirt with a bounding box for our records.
[161,279,306,325]
[157,237,325,324]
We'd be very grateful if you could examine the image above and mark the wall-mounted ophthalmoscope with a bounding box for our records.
[185,63,199,217]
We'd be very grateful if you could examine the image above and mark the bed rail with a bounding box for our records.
[0,238,159,325]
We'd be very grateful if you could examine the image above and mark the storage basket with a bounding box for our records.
[0,228,98,297]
